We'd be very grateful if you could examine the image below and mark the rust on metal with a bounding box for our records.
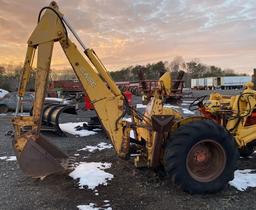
[151,115,175,168]
[13,131,70,178]
[186,139,227,182]
[151,115,175,133]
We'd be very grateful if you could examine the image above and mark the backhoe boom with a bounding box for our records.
[12,2,129,177]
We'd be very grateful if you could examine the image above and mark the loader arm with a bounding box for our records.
[12,2,129,177]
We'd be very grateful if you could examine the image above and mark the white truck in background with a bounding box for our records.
[191,76,251,89]
[220,76,251,89]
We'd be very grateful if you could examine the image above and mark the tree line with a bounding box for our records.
[0,57,248,91]
[109,57,247,87]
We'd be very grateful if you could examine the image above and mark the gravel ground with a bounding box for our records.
[1,94,256,210]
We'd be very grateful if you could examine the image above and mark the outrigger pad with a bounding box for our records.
[13,134,69,178]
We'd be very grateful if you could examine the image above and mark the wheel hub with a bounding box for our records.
[186,139,226,182]
[193,145,209,163]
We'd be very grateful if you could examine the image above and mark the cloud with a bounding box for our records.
[0,0,255,73]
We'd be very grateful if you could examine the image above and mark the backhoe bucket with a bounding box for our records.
[13,133,71,178]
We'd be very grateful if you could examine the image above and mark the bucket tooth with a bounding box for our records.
[60,156,78,171]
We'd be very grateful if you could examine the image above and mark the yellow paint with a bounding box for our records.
[12,2,202,174]
[203,84,256,148]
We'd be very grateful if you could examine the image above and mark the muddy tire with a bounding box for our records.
[0,105,8,113]
[164,120,238,194]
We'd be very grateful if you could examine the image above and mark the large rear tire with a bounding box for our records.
[164,120,238,194]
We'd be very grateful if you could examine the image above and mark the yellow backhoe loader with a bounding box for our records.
[12,2,238,194]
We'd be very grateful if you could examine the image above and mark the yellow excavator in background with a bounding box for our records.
[12,2,238,194]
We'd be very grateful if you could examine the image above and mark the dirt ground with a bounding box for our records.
[1,94,256,210]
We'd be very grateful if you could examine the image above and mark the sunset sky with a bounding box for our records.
[0,0,255,73]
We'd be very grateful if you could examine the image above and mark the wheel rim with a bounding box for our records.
[186,139,226,182]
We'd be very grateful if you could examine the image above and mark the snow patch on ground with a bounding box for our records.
[136,103,195,110]
[69,162,113,190]
[117,125,135,138]
[6,156,17,161]
[136,104,147,109]
[136,103,180,110]
[12,112,30,116]
[182,100,193,104]
[164,104,180,109]
[122,117,132,122]
[0,156,17,161]
[229,169,256,191]
[0,89,9,98]
[77,203,112,210]
[182,108,195,115]
[59,122,97,137]
[77,203,98,210]
[78,142,113,152]
[130,130,135,138]
[45,97,71,104]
